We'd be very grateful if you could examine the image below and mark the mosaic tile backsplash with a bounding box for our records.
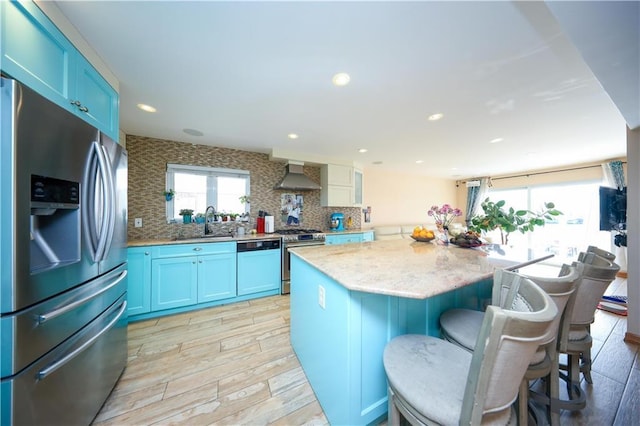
[126,135,362,240]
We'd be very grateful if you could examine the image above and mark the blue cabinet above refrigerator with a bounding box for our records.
[0,0,119,141]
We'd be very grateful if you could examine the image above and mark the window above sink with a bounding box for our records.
[165,163,250,223]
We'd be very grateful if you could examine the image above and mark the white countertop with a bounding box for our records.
[289,240,553,299]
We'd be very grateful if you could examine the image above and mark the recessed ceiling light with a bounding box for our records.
[416,160,424,164]
[332,72,351,86]
[358,148,368,153]
[373,161,383,165]
[137,103,156,113]
[490,138,504,144]
[183,128,203,136]
[427,113,444,121]
[288,133,299,140]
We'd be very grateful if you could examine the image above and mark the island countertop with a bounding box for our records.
[289,239,553,299]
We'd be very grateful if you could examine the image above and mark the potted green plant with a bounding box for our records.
[468,198,562,245]
[239,195,250,204]
[163,189,175,201]
[179,208,194,224]
[194,212,206,224]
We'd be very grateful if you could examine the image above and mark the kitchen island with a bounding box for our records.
[289,240,553,425]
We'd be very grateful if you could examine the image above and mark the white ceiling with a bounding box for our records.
[54,0,632,179]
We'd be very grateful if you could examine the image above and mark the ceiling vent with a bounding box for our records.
[274,162,321,191]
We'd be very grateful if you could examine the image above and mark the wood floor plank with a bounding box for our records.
[218,353,301,397]
[269,401,329,426]
[592,310,622,341]
[94,382,167,423]
[558,370,625,425]
[591,333,638,384]
[219,317,287,351]
[156,382,271,425]
[614,360,640,425]
[213,382,319,425]
[94,382,219,426]
[268,366,308,396]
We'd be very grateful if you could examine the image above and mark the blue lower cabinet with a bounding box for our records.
[325,232,368,245]
[127,247,151,316]
[128,241,283,322]
[151,256,198,311]
[198,253,237,302]
[237,249,281,295]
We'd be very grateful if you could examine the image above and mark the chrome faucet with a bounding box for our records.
[204,205,216,235]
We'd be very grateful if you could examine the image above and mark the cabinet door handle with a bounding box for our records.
[70,100,89,113]
[199,260,203,263]
[193,247,202,251]
[145,252,150,255]
[192,261,196,264]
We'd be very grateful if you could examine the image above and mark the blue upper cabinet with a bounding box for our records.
[74,54,119,138]
[0,0,75,102]
[1,0,119,141]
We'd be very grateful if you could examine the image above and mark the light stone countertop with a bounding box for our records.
[128,229,372,247]
[128,233,282,247]
[289,239,553,299]
[323,228,373,235]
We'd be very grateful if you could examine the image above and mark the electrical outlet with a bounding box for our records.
[318,285,325,309]
[134,218,143,228]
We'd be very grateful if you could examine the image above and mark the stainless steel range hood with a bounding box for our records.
[274,163,321,190]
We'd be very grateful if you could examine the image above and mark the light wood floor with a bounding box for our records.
[94,277,638,425]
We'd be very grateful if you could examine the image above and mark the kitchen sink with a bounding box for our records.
[171,234,234,242]
[200,234,234,240]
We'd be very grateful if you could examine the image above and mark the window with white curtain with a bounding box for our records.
[487,181,611,265]
[165,164,250,222]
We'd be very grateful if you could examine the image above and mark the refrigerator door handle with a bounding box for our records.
[36,299,128,381]
[82,142,99,262]
[98,142,116,262]
[37,270,128,324]
[94,141,113,262]
[82,141,112,263]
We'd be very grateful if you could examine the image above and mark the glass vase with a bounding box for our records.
[436,224,449,245]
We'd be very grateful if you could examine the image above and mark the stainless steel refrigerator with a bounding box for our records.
[0,77,128,425]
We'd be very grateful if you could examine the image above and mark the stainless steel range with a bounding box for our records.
[278,229,325,294]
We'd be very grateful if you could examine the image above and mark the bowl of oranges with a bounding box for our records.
[410,226,435,242]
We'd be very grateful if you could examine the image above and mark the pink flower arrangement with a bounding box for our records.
[428,204,462,228]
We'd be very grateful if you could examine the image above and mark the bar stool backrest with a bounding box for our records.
[461,269,557,424]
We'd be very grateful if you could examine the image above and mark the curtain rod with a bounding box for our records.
[457,161,627,184]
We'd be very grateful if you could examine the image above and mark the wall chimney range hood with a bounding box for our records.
[274,162,321,190]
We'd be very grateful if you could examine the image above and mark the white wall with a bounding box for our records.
[363,167,458,226]
[626,127,639,340]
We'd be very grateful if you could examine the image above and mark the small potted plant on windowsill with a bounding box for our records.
[163,189,175,201]
[194,213,206,224]
[179,208,194,224]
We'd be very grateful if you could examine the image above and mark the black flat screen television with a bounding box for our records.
[599,186,627,231]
